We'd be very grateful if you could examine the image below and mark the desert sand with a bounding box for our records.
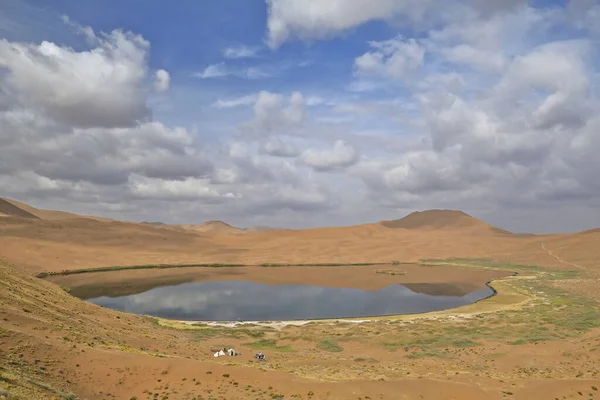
[1,197,599,399]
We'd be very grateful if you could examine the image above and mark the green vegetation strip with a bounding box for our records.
[38,256,576,278]
[36,262,388,278]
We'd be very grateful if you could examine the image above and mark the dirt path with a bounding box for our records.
[540,241,585,270]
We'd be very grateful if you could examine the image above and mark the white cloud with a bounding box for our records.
[442,44,508,72]
[354,36,425,81]
[492,40,592,129]
[245,91,307,134]
[261,137,299,157]
[0,29,150,128]
[223,44,260,59]
[61,14,97,44]
[212,94,257,108]
[2,6,600,232]
[301,140,359,171]
[154,69,170,92]
[194,63,229,78]
[129,175,237,201]
[193,63,270,80]
[266,0,432,48]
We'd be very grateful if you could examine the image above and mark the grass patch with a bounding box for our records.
[317,338,343,352]
[243,339,295,352]
[375,269,407,276]
[507,333,559,345]
[354,357,379,363]
[418,258,543,274]
[366,258,600,354]
[144,316,161,327]
[190,326,267,341]
[544,270,580,280]
[260,262,386,267]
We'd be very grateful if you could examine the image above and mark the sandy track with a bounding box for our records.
[540,241,585,270]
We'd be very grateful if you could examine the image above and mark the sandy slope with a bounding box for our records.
[1,199,599,399]
[1,198,599,275]
[177,220,247,235]
[0,198,39,219]
[1,198,112,222]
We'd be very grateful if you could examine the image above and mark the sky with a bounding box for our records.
[0,0,599,233]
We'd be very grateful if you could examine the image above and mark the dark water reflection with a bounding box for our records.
[86,280,494,321]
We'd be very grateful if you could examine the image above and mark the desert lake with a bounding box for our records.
[46,264,508,321]
[82,279,495,321]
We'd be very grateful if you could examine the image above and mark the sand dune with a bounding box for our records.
[1,197,112,221]
[0,199,597,275]
[380,209,512,235]
[177,220,246,235]
[0,198,40,219]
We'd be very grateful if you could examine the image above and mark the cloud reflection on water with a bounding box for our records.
[88,281,493,321]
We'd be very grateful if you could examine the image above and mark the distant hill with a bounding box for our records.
[0,198,40,219]
[380,210,512,234]
[178,220,246,235]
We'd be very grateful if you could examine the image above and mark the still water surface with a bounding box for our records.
[86,280,494,321]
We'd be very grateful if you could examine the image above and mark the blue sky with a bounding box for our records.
[0,0,599,232]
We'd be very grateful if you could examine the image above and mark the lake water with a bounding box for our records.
[85,280,494,321]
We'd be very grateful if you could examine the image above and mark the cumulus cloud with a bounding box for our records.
[441,44,508,72]
[2,5,600,232]
[129,175,239,201]
[266,0,432,48]
[154,69,170,92]
[352,37,600,216]
[354,36,425,81]
[260,137,299,157]
[244,91,307,134]
[301,140,359,171]
[0,30,150,128]
[492,40,593,129]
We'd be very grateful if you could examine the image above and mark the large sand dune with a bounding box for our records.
[0,197,598,274]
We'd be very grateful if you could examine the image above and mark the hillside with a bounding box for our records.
[380,210,512,234]
[0,199,598,275]
[178,220,246,235]
[0,198,40,219]
[0,197,111,221]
